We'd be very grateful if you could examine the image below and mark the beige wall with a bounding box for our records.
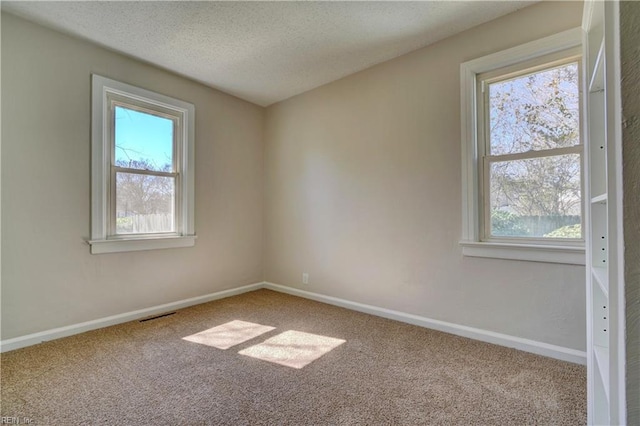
[2,2,591,352]
[1,13,264,339]
[264,1,586,350]
[620,1,640,422]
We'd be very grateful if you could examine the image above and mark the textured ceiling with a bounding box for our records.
[1,1,537,106]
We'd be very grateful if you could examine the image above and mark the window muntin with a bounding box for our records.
[478,57,583,243]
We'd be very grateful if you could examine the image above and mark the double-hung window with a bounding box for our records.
[89,75,195,254]
[460,29,585,264]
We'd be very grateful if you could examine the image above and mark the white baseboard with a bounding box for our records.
[1,280,587,365]
[263,282,587,365]
[0,282,263,353]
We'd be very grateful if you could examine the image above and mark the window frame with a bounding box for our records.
[478,53,584,244]
[89,75,196,254]
[460,28,585,265]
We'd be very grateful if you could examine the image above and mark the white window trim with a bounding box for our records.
[460,28,585,265]
[89,75,196,254]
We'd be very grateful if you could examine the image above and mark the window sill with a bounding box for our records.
[88,235,196,254]
[460,241,585,265]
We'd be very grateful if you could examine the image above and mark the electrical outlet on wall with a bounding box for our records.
[302,273,309,285]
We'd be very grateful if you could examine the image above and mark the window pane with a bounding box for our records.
[489,154,581,238]
[489,63,580,155]
[116,172,175,234]
[115,106,174,172]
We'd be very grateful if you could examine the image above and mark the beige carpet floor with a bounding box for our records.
[1,289,586,425]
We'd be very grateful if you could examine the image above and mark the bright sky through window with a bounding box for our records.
[115,106,174,171]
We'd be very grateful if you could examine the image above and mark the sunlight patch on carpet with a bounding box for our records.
[238,330,346,369]
[182,320,275,350]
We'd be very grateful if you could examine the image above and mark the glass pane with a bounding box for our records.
[115,172,175,234]
[489,154,581,239]
[489,63,580,155]
[114,106,174,172]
